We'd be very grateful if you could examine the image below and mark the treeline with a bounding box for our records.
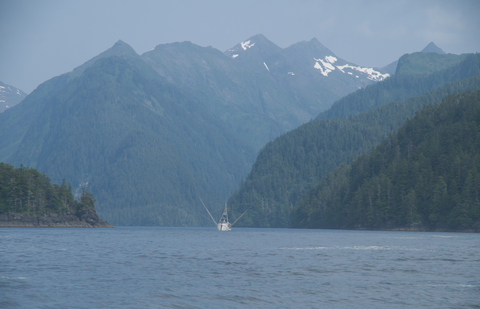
[228,74,480,227]
[292,91,480,230]
[0,163,95,216]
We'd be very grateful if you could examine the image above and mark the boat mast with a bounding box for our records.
[219,203,228,223]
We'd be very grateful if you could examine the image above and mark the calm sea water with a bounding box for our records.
[1,227,479,308]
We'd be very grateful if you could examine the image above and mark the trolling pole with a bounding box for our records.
[231,204,252,226]
[199,198,217,226]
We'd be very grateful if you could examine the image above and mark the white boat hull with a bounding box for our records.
[217,222,231,231]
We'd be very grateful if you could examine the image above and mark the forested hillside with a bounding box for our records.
[0,163,94,216]
[316,53,480,121]
[228,74,480,228]
[292,91,480,231]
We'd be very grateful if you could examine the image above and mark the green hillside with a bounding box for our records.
[228,75,480,228]
[292,91,480,231]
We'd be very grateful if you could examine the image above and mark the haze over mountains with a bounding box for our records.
[1,34,477,229]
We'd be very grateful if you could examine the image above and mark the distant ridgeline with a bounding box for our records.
[228,54,480,229]
[292,91,480,232]
[0,163,113,227]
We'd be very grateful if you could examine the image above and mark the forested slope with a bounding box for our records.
[0,162,90,215]
[0,163,111,227]
[228,75,480,227]
[292,91,480,232]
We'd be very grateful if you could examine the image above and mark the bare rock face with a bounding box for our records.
[0,210,114,228]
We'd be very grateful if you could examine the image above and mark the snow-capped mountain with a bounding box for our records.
[225,35,389,85]
[142,34,392,150]
[313,55,389,81]
[0,81,27,113]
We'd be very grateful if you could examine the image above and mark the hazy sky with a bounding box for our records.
[1,0,479,93]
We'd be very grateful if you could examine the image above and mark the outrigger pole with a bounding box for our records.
[231,204,252,226]
[199,198,217,226]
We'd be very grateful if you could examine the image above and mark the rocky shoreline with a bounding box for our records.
[0,209,114,228]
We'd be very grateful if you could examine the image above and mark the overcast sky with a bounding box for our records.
[1,0,479,93]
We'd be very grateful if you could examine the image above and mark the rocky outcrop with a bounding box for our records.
[0,209,114,228]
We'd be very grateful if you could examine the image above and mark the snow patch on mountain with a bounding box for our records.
[263,62,269,71]
[288,72,295,75]
[232,54,239,59]
[336,64,389,81]
[313,56,390,81]
[314,56,337,76]
[241,40,255,50]
[314,61,332,76]
[325,56,337,64]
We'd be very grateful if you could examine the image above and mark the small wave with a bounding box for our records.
[280,246,424,251]
[342,246,389,250]
[280,247,328,250]
[428,283,477,289]
[0,276,27,280]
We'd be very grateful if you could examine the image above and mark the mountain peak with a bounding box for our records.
[224,34,282,58]
[284,37,336,59]
[421,42,446,54]
[108,40,138,56]
[68,40,144,81]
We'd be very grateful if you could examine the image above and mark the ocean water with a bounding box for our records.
[1,227,479,308]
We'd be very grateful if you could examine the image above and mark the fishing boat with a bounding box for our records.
[200,198,249,231]
[217,204,232,231]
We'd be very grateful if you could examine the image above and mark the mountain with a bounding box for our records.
[141,38,297,150]
[316,53,480,121]
[0,81,27,113]
[226,35,389,83]
[0,41,255,226]
[292,90,480,232]
[227,58,480,227]
[142,34,389,150]
[421,42,446,54]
